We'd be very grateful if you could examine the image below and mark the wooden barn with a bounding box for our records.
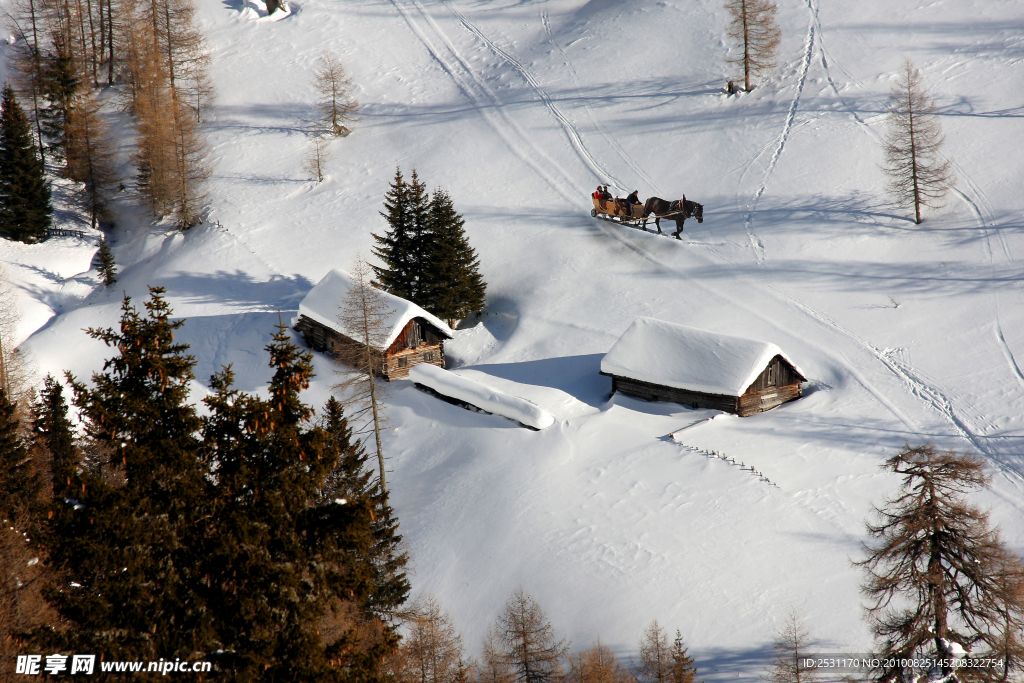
[600,317,806,417]
[292,269,454,381]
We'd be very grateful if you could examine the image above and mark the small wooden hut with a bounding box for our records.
[292,269,454,381]
[600,317,806,416]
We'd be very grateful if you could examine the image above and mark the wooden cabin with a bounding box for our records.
[292,269,454,381]
[600,317,806,417]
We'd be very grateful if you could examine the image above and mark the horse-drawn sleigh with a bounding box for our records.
[591,191,703,240]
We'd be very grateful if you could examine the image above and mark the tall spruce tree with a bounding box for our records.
[372,167,430,304]
[32,375,77,504]
[0,386,37,524]
[29,293,409,680]
[200,326,408,680]
[0,84,52,243]
[39,288,214,662]
[319,396,375,504]
[39,42,79,166]
[422,188,486,324]
[96,237,117,286]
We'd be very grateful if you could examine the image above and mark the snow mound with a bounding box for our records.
[601,317,806,397]
[293,269,454,350]
[409,364,555,430]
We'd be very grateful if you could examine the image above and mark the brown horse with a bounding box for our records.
[642,196,704,239]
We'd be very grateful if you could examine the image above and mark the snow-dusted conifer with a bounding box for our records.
[422,188,486,325]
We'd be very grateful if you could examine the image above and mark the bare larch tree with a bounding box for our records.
[857,444,1024,682]
[314,51,359,137]
[126,0,212,228]
[637,620,671,683]
[496,588,567,683]
[65,88,118,228]
[478,626,516,683]
[332,257,392,495]
[882,58,954,224]
[0,266,33,408]
[566,638,635,683]
[398,594,466,683]
[764,609,816,683]
[725,0,781,92]
[302,128,331,183]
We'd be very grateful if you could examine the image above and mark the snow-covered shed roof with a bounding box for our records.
[600,317,806,397]
[294,269,454,351]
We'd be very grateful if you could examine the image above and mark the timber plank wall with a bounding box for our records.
[294,315,445,381]
[604,353,804,417]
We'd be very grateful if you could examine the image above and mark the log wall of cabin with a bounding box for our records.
[736,384,802,416]
[295,315,445,381]
[606,369,803,417]
[742,355,803,394]
[607,375,740,413]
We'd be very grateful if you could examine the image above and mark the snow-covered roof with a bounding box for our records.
[601,317,806,397]
[294,269,454,351]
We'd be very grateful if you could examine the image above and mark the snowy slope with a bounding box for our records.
[3,0,1024,678]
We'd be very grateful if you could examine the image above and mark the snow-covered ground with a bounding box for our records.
[3,0,1024,678]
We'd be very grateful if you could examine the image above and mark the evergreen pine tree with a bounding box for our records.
[200,325,408,681]
[372,167,430,304]
[319,396,375,504]
[0,387,37,524]
[33,375,77,503]
[0,84,52,243]
[422,188,486,324]
[96,237,117,286]
[39,288,214,662]
[666,631,697,683]
[39,42,79,165]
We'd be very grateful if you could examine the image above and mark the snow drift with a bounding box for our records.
[409,364,555,430]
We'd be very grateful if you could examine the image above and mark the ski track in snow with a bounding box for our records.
[740,0,816,265]
[389,0,582,204]
[404,0,1022,478]
[752,0,1024,475]
[539,8,662,196]
[441,0,619,194]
